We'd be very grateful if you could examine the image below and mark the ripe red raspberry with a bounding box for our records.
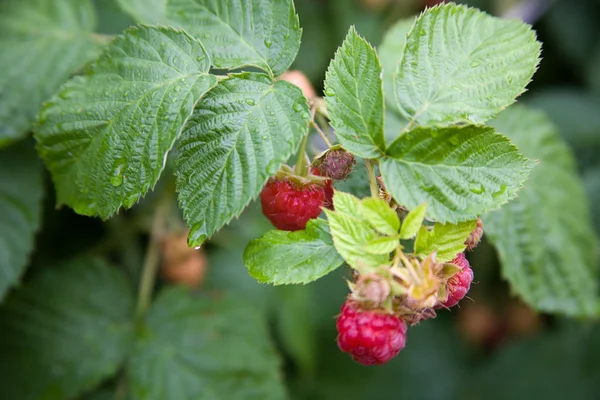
[260,179,325,231]
[310,166,334,210]
[439,253,474,308]
[336,299,407,365]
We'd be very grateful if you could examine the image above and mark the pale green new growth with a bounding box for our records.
[324,27,386,158]
[359,197,400,236]
[380,125,535,223]
[395,3,541,126]
[485,105,599,317]
[324,192,389,270]
[35,26,218,219]
[0,143,44,300]
[399,203,427,239]
[362,236,401,255]
[167,0,302,76]
[127,288,286,400]
[176,73,310,246]
[0,0,99,146]
[243,219,344,285]
[414,220,477,262]
[0,259,135,400]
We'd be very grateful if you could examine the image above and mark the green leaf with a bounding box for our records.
[127,288,287,400]
[324,192,388,270]
[324,26,385,159]
[243,219,344,285]
[0,142,44,300]
[35,26,217,219]
[167,0,302,76]
[379,18,414,115]
[0,0,100,146]
[176,73,310,247]
[362,236,400,255]
[394,3,541,126]
[414,220,477,262]
[399,203,427,239]
[359,197,400,236]
[0,258,135,399]
[485,105,599,317]
[116,0,166,23]
[380,125,535,223]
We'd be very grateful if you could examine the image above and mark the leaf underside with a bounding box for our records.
[485,105,599,317]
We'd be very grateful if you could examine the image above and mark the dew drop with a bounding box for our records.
[264,39,272,48]
[306,258,313,264]
[123,193,138,209]
[293,103,303,112]
[270,111,275,116]
[196,56,204,62]
[110,163,125,187]
[245,98,256,106]
[262,135,268,140]
[469,182,485,194]
[301,112,310,119]
[325,88,336,96]
[188,222,208,247]
[173,86,180,93]
[470,61,480,68]
[203,33,211,38]
[449,136,459,145]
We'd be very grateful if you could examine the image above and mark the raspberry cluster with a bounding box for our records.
[259,148,482,367]
[336,251,475,365]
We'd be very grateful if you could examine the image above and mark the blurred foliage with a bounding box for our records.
[1,0,600,399]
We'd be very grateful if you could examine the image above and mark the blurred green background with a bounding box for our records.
[12,0,600,398]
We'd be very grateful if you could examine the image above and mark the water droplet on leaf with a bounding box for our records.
[470,61,480,67]
[246,98,256,106]
[110,163,125,187]
[325,88,335,96]
[264,39,272,48]
[293,103,303,112]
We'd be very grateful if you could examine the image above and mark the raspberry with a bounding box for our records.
[310,166,334,210]
[260,178,325,231]
[438,253,474,308]
[313,149,355,181]
[465,217,483,250]
[336,299,407,365]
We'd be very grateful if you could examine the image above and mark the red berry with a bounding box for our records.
[439,253,474,308]
[336,299,407,365]
[260,179,325,231]
[311,166,334,210]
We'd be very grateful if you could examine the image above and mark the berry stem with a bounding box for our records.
[295,131,310,177]
[310,102,333,148]
[135,189,172,320]
[311,120,332,148]
[364,159,379,198]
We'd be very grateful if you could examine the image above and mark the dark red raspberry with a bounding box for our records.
[313,149,355,181]
[465,217,483,250]
[336,299,407,365]
[260,179,325,231]
[310,166,334,210]
[439,253,473,308]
